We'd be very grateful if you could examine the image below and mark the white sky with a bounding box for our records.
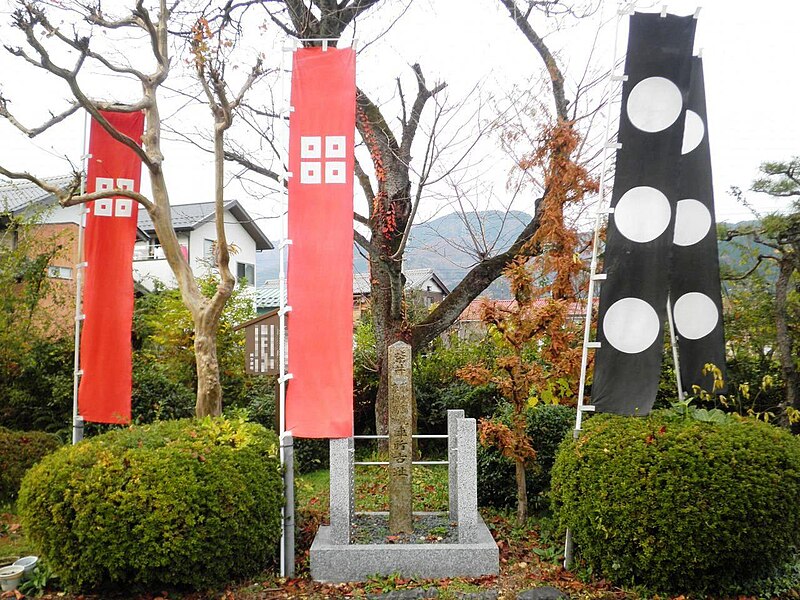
[0,0,797,242]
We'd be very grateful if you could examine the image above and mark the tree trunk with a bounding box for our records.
[775,258,799,434]
[515,457,528,526]
[194,313,223,416]
[371,254,407,436]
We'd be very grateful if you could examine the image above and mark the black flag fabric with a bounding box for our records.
[670,57,727,395]
[592,13,696,415]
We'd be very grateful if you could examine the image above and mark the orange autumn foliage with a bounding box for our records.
[458,122,597,508]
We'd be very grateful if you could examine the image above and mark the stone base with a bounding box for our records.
[310,513,499,583]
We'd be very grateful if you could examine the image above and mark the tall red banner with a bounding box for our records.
[78,111,145,424]
[286,48,355,438]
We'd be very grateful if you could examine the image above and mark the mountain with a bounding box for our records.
[255,213,769,297]
[256,210,532,298]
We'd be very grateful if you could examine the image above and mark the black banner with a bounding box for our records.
[670,57,727,395]
[592,12,696,415]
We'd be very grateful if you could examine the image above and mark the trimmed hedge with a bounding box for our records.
[551,413,800,594]
[477,403,573,509]
[0,427,61,503]
[18,417,282,590]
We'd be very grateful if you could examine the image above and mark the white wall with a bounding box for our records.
[134,209,259,291]
[188,215,257,283]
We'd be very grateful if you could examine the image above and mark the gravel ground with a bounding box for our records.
[351,512,458,544]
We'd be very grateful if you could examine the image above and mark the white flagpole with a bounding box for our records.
[278,38,296,579]
[565,0,629,569]
[71,110,90,444]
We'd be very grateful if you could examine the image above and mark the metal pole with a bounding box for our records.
[278,39,296,579]
[72,110,90,445]
[281,432,295,578]
[565,0,627,570]
[666,294,685,401]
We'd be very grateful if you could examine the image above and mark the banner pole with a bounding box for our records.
[278,39,296,579]
[566,0,626,569]
[666,294,685,401]
[71,109,90,445]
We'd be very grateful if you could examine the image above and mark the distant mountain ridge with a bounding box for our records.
[256,212,769,298]
[256,210,531,298]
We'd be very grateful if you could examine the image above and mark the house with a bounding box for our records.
[254,267,451,320]
[0,177,273,331]
[134,200,273,290]
[1,176,95,335]
[452,297,592,341]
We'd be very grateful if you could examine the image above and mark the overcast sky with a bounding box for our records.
[0,0,797,242]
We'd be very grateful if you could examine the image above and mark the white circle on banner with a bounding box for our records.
[603,297,661,354]
[614,186,672,243]
[673,292,719,340]
[626,77,683,132]
[681,110,705,154]
[673,199,712,246]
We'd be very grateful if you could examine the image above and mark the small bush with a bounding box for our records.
[294,437,329,474]
[477,403,573,509]
[0,427,61,502]
[131,360,195,423]
[551,413,800,594]
[18,417,283,591]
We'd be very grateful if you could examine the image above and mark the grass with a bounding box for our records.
[297,462,449,514]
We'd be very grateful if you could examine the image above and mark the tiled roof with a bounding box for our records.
[257,267,450,309]
[404,268,438,291]
[0,175,76,212]
[458,298,591,321]
[353,268,448,297]
[137,200,272,251]
[138,202,217,230]
[254,279,283,308]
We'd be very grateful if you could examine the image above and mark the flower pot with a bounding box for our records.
[0,565,24,592]
[13,556,38,577]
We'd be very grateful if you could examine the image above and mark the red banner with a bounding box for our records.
[78,111,145,424]
[286,47,355,438]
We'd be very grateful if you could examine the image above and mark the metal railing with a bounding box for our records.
[352,433,449,466]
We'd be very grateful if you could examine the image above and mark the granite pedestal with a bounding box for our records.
[310,410,499,582]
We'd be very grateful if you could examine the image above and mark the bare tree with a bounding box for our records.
[218,0,597,436]
[0,0,262,417]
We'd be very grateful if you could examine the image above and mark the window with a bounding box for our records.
[47,266,73,280]
[204,239,216,260]
[237,262,255,286]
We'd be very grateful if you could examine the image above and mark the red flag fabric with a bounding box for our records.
[286,47,355,438]
[78,111,145,424]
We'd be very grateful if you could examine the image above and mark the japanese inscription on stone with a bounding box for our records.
[388,340,413,534]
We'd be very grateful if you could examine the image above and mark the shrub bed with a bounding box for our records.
[478,403,573,509]
[18,417,282,590]
[0,426,61,503]
[551,413,800,594]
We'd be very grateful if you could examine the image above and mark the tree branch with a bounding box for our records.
[0,99,80,138]
[399,64,446,161]
[497,0,569,121]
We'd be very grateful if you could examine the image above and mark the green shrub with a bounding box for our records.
[18,417,283,591]
[294,438,329,474]
[0,338,73,433]
[131,360,196,423]
[477,403,573,509]
[551,413,800,594]
[0,427,61,502]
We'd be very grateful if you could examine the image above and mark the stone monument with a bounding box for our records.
[310,407,498,581]
[388,340,413,533]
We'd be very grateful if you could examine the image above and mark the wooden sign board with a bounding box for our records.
[235,309,281,376]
